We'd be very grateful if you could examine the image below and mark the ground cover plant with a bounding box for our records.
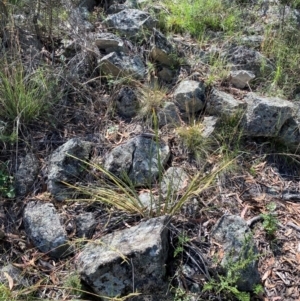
[1,0,300,300]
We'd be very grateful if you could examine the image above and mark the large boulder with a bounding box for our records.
[104,9,157,40]
[76,216,170,300]
[242,93,295,137]
[211,215,260,292]
[23,202,71,258]
[174,80,205,117]
[104,135,170,186]
[46,138,92,201]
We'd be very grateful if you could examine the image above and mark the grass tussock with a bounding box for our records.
[64,154,235,218]
[0,61,60,125]
[176,121,212,163]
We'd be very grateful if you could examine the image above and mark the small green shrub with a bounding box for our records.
[261,202,278,237]
[174,232,189,258]
[0,163,15,198]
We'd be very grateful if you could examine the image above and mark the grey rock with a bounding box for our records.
[66,7,94,32]
[260,4,300,27]
[174,80,205,117]
[201,116,219,139]
[104,9,157,40]
[243,93,295,137]
[240,35,264,49]
[230,70,255,89]
[76,216,170,300]
[107,0,138,14]
[15,153,39,196]
[47,138,92,201]
[206,89,247,118]
[211,215,260,291]
[9,28,42,71]
[157,67,174,83]
[115,86,139,118]
[278,115,300,151]
[224,46,274,78]
[138,191,158,211]
[23,202,71,258]
[104,135,170,186]
[150,29,177,67]
[94,32,125,53]
[99,52,146,80]
[157,102,181,128]
[0,264,30,288]
[67,47,100,80]
[78,0,96,11]
[161,167,189,199]
[75,212,96,238]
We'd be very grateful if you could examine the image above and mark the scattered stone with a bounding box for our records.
[99,51,146,80]
[115,86,139,118]
[157,102,181,128]
[174,80,205,117]
[150,29,177,67]
[240,35,264,49]
[278,115,300,151]
[224,45,274,78]
[206,89,247,118]
[0,264,30,289]
[201,116,219,139]
[157,67,174,83]
[161,167,189,199]
[138,191,158,211]
[243,93,295,137]
[104,135,170,186]
[211,215,260,291]
[76,216,170,300]
[75,212,96,238]
[47,138,92,201]
[104,9,157,40]
[93,32,125,53]
[107,0,138,14]
[78,0,96,11]
[15,153,39,196]
[229,70,255,89]
[23,202,71,258]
